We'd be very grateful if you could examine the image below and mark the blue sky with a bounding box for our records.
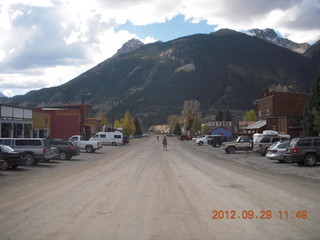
[116,15,217,42]
[0,0,319,97]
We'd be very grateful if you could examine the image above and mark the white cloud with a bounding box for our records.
[0,0,319,96]
[3,89,14,97]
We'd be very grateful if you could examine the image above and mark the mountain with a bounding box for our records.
[246,28,310,54]
[0,92,7,99]
[4,30,319,127]
[113,38,144,57]
[303,40,320,61]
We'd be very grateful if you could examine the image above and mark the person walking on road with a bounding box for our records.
[162,136,168,151]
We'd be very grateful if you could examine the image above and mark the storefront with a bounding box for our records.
[0,104,33,138]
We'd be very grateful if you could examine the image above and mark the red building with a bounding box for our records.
[33,105,92,139]
[255,89,309,137]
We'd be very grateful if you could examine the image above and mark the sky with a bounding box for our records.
[0,0,320,97]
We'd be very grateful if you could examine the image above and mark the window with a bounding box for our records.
[114,135,122,139]
[15,140,41,146]
[313,138,320,146]
[272,137,280,143]
[260,137,271,143]
[297,139,312,147]
[100,134,106,139]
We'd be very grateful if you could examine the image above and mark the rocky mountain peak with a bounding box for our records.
[113,38,144,57]
[246,28,310,54]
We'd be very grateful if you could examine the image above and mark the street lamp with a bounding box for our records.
[80,90,91,138]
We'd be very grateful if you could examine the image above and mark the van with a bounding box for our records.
[90,132,123,146]
[253,131,290,156]
[0,138,54,165]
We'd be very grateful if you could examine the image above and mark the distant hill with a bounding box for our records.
[4,30,319,127]
[0,92,8,99]
[246,28,310,54]
[303,40,320,61]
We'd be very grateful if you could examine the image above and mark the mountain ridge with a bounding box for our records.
[245,28,310,54]
[2,30,319,127]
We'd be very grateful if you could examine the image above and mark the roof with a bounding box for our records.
[244,120,266,130]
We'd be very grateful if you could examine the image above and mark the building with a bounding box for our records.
[33,105,93,139]
[255,89,309,137]
[0,104,33,138]
[33,111,51,138]
[206,121,233,139]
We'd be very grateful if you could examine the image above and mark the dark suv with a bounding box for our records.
[49,140,80,160]
[285,137,320,167]
[210,136,228,148]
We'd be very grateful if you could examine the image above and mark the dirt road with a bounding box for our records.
[0,137,319,240]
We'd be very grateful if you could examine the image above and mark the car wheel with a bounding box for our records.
[304,154,317,167]
[199,141,204,146]
[0,159,10,170]
[215,143,220,148]
[278,159,284,163]
[85,145,94,153]
[260,148,268,156]
[227,147,235,154]
[112,142,117,146]
[25,154,35,166]
[59,151,68,160]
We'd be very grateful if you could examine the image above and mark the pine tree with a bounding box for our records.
[302,75,320,136]
[134,117,143,136]
[216,110,224,121]
[173,122,182,136]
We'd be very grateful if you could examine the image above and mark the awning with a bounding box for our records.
[244,120,266,130]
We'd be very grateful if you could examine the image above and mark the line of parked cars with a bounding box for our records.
[0,132,132,171]
[192,131,320,167]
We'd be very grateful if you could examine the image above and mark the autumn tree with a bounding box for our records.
[244,109,257,121]
[122,111,136,136]
[201,124,210,135]
[181,100,201,134]
[168,114,181,134]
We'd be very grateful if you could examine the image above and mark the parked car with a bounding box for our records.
[253,131,290,156]
[222,136,252,154]
[49,140,80,160]
[69,135,102,153]
[178,135,192,141]
[195,135,214,145]
[285,137,320,167]
[0,158,4,168]
[209,135,228,148]
[0,138,54,165]
[0,144,27,170]
[266,140,291,162]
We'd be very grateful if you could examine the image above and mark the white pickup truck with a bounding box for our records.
[69,135,102,153]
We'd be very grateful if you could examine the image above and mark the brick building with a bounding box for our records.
[256,89,309,137]
[33,105,93,139]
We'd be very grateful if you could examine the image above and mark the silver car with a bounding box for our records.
[266,140,291,162]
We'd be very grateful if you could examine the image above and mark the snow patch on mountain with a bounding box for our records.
[246,28,310,54]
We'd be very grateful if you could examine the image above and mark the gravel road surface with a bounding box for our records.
[0,137,319,240]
